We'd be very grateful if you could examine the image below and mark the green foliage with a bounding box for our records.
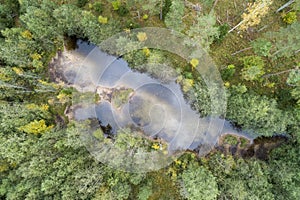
[162,0,172,19]
[111,88,134,109]
[287,69,300,106]
[137,182,153,200]
[266,22,300,58]
[111,182,131,200]
[282,11,297,24]
[215,23,230,43]
[117,4,129,16]
[269,144,300,199]
[185,13,220,51]
[231,84,248,94]
[251,38,272,57]
[93,2,103,13]
[187,78,222,117]
[287,68,300,86]
[179,164,219,200]
[0,28,42,68]
[224,135,238,145]
[208,154,275,200]
[0,102,52,135]
[142,0,161,16]
[165,0,185,32]
[77,0,88,8]
[53,5,83,37]
[1,1,299,199]
[19,3,62,49]
[240,56,265,81]
[221,64,236,80]
[0,0,19,31]
[294,0,300,11]
[0,120,147,199]
[53,5,120,45]
[227,91,290,136]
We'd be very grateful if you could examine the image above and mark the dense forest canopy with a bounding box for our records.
[0,0,299,199]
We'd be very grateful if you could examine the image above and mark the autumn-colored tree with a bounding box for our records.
[228,0,273,33]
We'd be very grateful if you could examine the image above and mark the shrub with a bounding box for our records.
[77,0,88,8]
[251,38,272,57]
[215,23,230,43]
[221,64,236,80]
[117,5,129,16]
[112,0,121,11]
[240,56,265,81]
[282,11,297,24]
[93,2,103,13]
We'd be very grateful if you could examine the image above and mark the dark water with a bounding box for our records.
[63,40,256,155]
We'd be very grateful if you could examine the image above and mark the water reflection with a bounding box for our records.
[61,40,254,156]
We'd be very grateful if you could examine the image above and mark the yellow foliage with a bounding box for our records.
[31,53,42,60]
[48,98,55,105]
[182,79,194,92]
[265,82,275,88]
[190,58,199,70]
[26,103,49,111]
[0,69,11,81]
[0,163,9,172]
[142,47,150,56]
[137,32,147,42]
[38,80,60,89]
[239,0,273,31]
[12,67,24,75]
[25,103,39,110]
[167,167,177,179]
[282,12,297,24]
[151,143,160,150]
[40,104,49,111]
[18,119,53,135]
[224,82,230,88]
[143,14,149,20]
[123,28,131,34]
[57,93,69,104]
[98,16,108,24]
[21,30,32,39]
[174,159,182,165]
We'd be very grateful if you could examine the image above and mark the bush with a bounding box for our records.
[215,23,230,43]
[77,0,88,8]
[112,0,121,11]
[251,38,272,57]
[221,64,236,80]
[240,56,265,81]
[117,5,129,16]
[282,11,297,24]
[93,2,103,13]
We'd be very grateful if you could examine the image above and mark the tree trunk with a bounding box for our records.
[231,47,252,55]
[276,0,295,13]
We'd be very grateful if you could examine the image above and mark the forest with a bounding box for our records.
[0,0,299,199]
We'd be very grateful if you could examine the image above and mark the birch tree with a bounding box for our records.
[228,0,273,33]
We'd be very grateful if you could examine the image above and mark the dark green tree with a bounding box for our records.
[179,163,219,200]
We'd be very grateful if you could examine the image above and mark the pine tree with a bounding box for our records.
[164,0,185,32]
